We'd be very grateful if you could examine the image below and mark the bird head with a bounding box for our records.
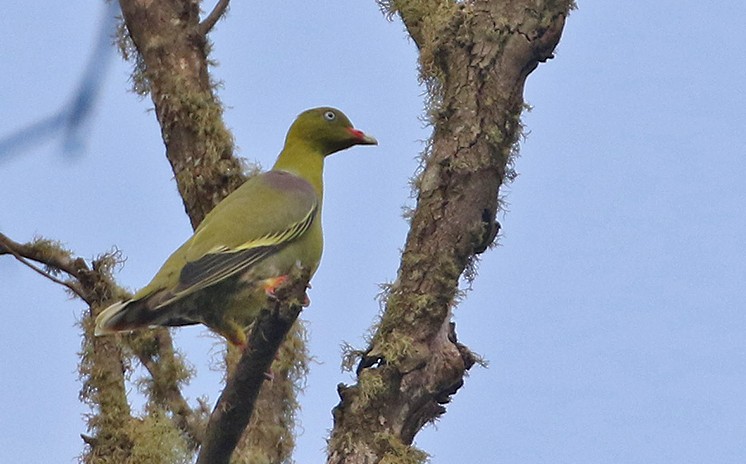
[285,107,377,156]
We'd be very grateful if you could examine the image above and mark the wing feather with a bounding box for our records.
[154,201,318,308]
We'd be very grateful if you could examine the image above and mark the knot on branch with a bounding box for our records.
[473,208,501,254]
[333,320,477,449]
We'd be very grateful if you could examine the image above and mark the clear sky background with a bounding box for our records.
[1,2,745,463]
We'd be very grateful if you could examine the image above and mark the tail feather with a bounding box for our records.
[94,297,197,336]
[94,300,140,335]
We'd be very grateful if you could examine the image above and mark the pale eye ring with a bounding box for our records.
[323,111,336,121]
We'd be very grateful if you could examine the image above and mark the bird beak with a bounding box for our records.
[348,128,378,146]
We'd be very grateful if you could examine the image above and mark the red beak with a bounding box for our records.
[347,127,378,145]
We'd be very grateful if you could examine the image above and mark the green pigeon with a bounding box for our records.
[95,107,377,347]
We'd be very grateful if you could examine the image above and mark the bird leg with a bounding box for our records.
[222,323,249,350]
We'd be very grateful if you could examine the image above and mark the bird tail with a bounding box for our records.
[94,295,198,336]
[94,299,149,335]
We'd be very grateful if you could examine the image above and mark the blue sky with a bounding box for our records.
[2,1,745,463]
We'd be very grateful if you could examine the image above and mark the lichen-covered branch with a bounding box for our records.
[327,1,572,462]
[378,0,456,50]
[118,0,243,227]
[196,270,309,464]
[127,329,208,449]
[117,0,307,461]
[0,231,204,461]
[0,235,137,462]
[0,233,87,300]
[6,0,309,460]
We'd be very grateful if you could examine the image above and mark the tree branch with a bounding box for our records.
[196,270,309,464]
[377,0,454,49]
[119,2,308,461]
[0,233,85,299]
[118,0,243,228]
[0,231,205,459]
[128,329,208,449]
[0,233,138,461]
[198,0,230,36]
[327,1,572,462]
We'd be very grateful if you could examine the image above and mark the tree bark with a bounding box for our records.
[118,0,242,225]
[2,1,572,461]
[327,1,571,462]
[2,2,308,461]
[196,272,308,464]
[114,1,307,462]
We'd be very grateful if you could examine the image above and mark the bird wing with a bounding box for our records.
[143,170,318,308]
[170,203,317,299]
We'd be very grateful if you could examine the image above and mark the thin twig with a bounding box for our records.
[198,0,230,36]
[0,233,80,275]
[0,233,85,298]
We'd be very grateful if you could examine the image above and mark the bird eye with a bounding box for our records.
[323,111,336,121]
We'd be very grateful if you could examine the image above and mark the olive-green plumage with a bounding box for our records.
[95,107,376,346]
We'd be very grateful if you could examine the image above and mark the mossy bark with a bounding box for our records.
[3,1,571,462]
[327,1,572,463]
[79,1,310,463]
[117,0,241,226]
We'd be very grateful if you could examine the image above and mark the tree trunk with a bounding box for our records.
[1,2,572,462]
[114,1,307,462]
[327,1,571,462]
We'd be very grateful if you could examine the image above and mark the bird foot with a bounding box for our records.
[262,275,311,306]
[262,275,289,298]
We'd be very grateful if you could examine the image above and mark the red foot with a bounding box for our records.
[262,275,289,297]
[262,275,311,306]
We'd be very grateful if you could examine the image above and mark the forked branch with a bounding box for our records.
[0,232,86,299]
